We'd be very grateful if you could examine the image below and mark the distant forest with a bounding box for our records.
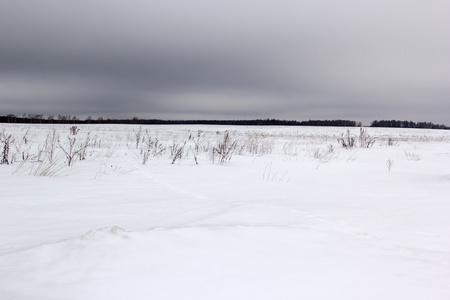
[370,120,449,129]
[0,114,448,129]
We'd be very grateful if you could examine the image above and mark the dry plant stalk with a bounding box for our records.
[1,131,14,165]
[337,130,355,149]
[212,131,237,164]
[386,159,394,172]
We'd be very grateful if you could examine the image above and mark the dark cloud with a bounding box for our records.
[1,0,449,124]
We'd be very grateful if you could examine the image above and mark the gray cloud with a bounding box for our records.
[1,0,449,124]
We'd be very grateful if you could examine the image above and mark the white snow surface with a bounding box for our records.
[0,124,449,299]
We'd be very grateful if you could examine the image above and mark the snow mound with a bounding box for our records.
[79,226,129,241]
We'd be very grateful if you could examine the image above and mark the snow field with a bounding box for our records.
[0,124,449,299]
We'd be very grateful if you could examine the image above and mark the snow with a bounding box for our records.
[0,124,449,299]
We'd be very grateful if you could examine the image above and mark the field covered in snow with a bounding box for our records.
[0,123,449,299]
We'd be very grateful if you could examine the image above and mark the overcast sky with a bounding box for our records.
[1,1,449,124]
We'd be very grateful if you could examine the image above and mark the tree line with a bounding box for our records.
[370,120,449,130]
[0,114,447,129]
[0,115,359,126]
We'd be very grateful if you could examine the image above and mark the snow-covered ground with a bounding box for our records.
[0,124,449,299]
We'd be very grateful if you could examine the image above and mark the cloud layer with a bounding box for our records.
[1,0,449,124]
